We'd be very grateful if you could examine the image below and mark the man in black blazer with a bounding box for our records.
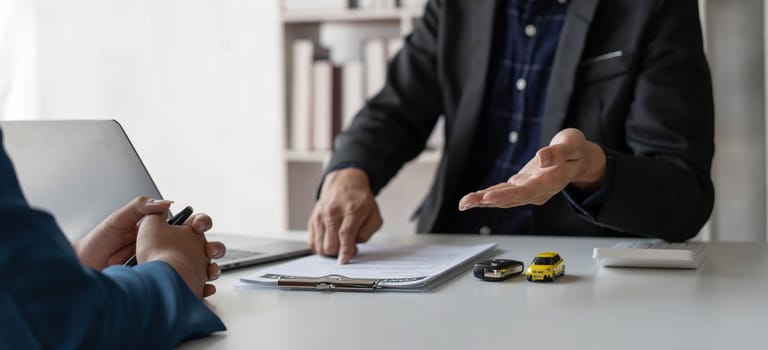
[308,0,714,264]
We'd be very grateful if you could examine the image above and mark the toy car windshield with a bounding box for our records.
[532,257,554,265]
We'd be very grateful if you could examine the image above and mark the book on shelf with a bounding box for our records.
[363,39,387,99]
[289,37,407,152]
[341,61,364,130]
[312,61,342,151]
[364,37,404,99]
[290,40,314,151]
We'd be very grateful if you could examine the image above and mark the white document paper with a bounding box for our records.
[240,243,496,290]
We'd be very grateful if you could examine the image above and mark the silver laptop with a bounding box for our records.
[0,119,311,270]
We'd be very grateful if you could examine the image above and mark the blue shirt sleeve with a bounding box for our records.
[561,146,616,219]
[0,129,224,349]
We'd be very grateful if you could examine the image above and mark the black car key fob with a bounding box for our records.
[473,259,524,282]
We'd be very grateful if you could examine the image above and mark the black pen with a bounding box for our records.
[124,206,194,267]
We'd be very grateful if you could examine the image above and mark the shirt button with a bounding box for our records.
[516,78,527,91]
[508,131,519,144]
[524,24,537,37]
[479,226,491,235]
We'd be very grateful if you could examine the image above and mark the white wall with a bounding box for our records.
[0,0,39,117]
[18,0,285,235]
[705,0,767,241]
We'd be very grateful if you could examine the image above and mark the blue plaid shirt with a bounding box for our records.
[451,0,570,234]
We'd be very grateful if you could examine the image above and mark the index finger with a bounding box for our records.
[459,192,484,211]
[106,196,173,230]
[337,211,367,264]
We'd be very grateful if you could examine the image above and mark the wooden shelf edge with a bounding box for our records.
[284,149,442,163]
[285,150,331,162]
[282,8,421,23]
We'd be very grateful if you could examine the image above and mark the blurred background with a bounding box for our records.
[0,0,285,236]
[0,0,765,242]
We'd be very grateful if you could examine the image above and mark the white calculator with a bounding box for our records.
[593,241,708,269]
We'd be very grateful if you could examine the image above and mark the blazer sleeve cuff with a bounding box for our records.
[316,162,375,199]
[105,261,226,345]
[561,145,616,220]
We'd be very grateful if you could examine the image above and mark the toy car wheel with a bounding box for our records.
[526,275,532,282]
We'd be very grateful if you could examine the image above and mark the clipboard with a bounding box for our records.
[239,242,497,292]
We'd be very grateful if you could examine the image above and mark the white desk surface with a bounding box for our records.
[181,233,768,350]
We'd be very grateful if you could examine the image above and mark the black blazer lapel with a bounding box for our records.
[540,0,600,146]
[446,0,497,159]
[427,0,497,231]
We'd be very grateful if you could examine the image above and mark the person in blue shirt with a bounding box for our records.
[0,129,227,348]
[309,0,714,264]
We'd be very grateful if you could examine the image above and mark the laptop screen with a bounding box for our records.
[0,120,163,240]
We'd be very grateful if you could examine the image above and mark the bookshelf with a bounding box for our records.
[281,1,437,233]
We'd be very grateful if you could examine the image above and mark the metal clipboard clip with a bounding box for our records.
[275,274,381,291]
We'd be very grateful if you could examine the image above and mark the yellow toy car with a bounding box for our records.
[525,252,565,282]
